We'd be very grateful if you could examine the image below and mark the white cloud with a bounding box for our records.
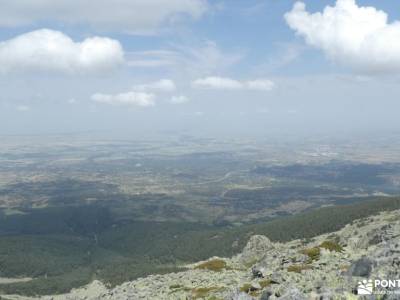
[285,0,400,73]
[192,76,274,91]
[91,92,155,107]
[170,95,190,104]
[127,60,174,68]
[67,98,77,104]
[0,29,124,74]
[91,79,177,108]
[0,0,208,34]
[126,50,179,68]
[176,41,243,77]
[15,105,30,111]
[133,79,176,92]
[246,79,275,91]
[192,77,243,90]
[126,42,242,76]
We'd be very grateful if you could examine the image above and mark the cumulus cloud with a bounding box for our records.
[285,0,400,73]
[91,79,179,108]
[0,0,208,34]
[91,92,155,107]
[133,79,176,92]
[170,95,190,104]
[0,29,124,74]
[192,77,274,91]
[193,77,242,90]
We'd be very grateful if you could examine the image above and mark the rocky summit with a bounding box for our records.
[6,209,400,300]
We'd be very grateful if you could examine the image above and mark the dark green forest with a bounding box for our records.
[0,196,399,295]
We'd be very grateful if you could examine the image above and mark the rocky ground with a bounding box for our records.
[4,209,400,300]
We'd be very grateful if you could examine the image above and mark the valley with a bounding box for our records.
[1,134,400,295]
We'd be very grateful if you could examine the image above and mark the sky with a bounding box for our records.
[1,0,400,138]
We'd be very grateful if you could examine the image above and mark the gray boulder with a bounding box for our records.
[260,290,272,300]
[348,257,373,277]
[240,235,274,265]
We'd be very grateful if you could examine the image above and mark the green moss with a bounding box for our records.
[319,241,343,252]
[301,247,320,261]
[287,264,312,273]
[194,259,227,272]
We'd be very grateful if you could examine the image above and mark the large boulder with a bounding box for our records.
[239,235,274,265]
[348,257,374,277]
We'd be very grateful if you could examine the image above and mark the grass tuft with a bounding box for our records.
[194,259,227,272]
[319,241,343,252]
[192,286,221,299]
[287,264,312,273]
[301,247,321,261]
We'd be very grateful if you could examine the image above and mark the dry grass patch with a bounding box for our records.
[259,279,272,288]
[287,264,312,273]
[239,283,261,297]
[194,259,227,272]
[319,241,343,252]
[169,284,184,289]
[301,247,320,261]
[192,287,221,299]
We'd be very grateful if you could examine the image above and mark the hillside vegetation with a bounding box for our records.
[0,197,400,295]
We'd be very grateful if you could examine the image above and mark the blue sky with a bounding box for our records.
[1,0,400,137]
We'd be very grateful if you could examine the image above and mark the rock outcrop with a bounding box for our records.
[5,209,400,300]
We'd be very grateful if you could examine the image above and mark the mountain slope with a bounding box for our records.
[5,207,400,299]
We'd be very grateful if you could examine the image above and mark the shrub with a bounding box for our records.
[240,283,262,297]
[319,241,343,252]
[287,264,312,273]
[301,247,320,261]
[194,259,227,272]
[239,283,253,293]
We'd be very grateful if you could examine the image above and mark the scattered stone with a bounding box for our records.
[259,290,272,300]
[252,266,267,278]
